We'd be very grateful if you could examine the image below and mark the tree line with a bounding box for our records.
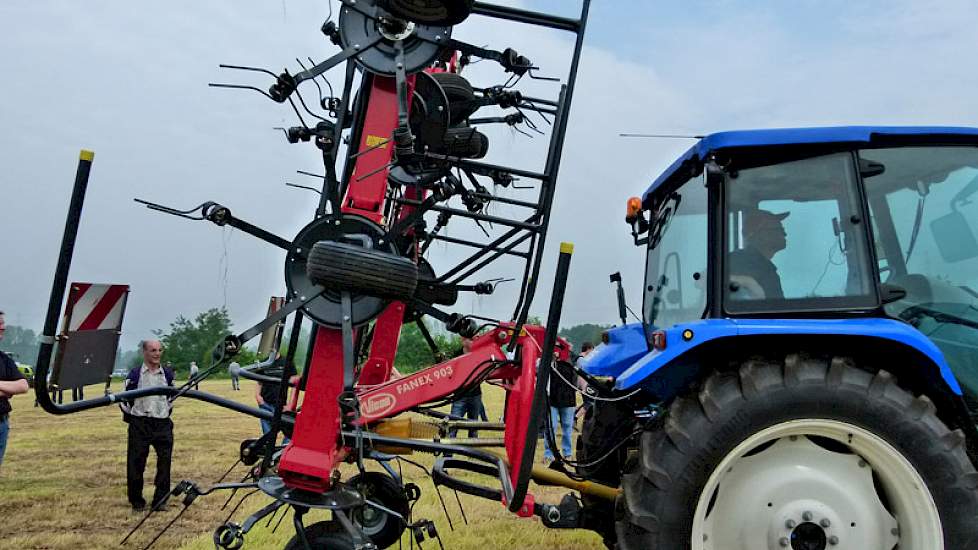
[2,309,613,377]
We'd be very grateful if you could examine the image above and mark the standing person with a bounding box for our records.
[188,361,199,390]
[0,311,29,471]
[576,341,595,421]
[122,339,175,512]
[543,354,577,463]
[448,337,483,439]
[256,360,298,440]
[228,361,240,391]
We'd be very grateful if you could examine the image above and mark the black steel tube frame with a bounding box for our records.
[427,233,530,259]
[393,197,540,230]
[508,0,590,340]
[35,151,94,414]
[472,2,581,32]
[508,243,573,512]
[448,232,534,285]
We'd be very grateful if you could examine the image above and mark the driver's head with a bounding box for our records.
[744,209,789,257]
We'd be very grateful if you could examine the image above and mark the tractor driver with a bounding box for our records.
[728,209,789,300]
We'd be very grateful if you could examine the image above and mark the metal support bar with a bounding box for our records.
[35,150,95,415]
[394,198,541,230]
[509,242,574,513]
[223,215,293,252]
[436,223,527,282]
[427,233,530,259]
[448,232,534,285]
[471,2,581,32]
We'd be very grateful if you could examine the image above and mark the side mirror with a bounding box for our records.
[930,210,978,262]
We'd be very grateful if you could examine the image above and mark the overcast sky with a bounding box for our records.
[2,0,978,354]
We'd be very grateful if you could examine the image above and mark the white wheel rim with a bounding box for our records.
[691,419,942,550]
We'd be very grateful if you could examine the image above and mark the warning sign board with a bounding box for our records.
[52,283,129,389]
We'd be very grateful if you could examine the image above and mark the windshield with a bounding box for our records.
[862,146,978,402]
[644,174,708,329]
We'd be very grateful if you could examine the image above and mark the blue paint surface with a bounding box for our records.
[607,318,962,396]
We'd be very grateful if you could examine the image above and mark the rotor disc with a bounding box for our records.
[339,0,452,75]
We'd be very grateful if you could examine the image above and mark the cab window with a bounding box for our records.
[724,152,877,313]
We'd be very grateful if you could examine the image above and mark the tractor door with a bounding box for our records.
[861,146,978,407]
[722,151,878,315]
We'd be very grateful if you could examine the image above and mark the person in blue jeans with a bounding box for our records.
[543,357,577,462]
[0,311,30,471]
[448,338,485,438]
[256,359,298,443]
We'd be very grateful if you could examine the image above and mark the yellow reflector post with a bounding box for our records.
[79,150,95,161]
[560,242,574,254]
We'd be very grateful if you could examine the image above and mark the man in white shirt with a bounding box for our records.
[188,361,199,390]
[123,339,175,512]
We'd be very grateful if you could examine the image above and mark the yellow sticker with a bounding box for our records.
[365,135,388,149]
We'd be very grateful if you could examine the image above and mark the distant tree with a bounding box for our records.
[0,324,39,365]
[394,321,460,374]
[155,308,235,377]
[558,323,613,351]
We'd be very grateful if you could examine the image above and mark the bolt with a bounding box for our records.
[397,63,403,69]
[802,511,813,521]
[858,459,867,468]
[828,535,839,545]
[785,519,797,529]
[296,247,302,253]
[354,44,361,50]
[335,220,341,225]
[436,35,442,41]
[344,315,351,321]
[891,527,899,536]
[779,537,789,547]
[820,518,831,528]
[300,296,306,301]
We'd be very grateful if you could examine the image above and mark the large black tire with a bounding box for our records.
[438,127,488,158]
[306,241,418,300]
[616,354,978,550]
[348,472,410,549]
[283,521,352,550]
[431,72,479,123]
[380,0,474,26]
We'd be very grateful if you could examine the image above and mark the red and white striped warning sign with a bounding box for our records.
[63,283,130,332]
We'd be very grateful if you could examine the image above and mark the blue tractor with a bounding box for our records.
[576,127,978,549]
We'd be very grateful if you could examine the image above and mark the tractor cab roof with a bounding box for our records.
[643,126,978,203]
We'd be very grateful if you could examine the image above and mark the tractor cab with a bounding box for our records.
[574,128,978,550]
[612,127,978,404]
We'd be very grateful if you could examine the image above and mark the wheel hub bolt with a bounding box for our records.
[828,535,839,545]
[820,518,831,528]
[802,511,813,521]
[779,537,789,547]
[785,519,797,529]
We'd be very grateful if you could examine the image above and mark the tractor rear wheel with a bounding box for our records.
[616,354,978,550]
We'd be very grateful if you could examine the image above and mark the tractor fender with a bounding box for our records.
[614,318,963,396]
[578,323,647,377]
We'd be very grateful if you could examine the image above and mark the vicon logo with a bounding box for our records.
[363,393,396,417]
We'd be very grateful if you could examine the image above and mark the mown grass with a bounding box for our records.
[0,380,603,549]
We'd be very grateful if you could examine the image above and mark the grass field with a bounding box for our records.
[0,379,604,550]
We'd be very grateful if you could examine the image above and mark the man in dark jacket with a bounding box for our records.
[123,339,175,511]
[544,357,577,462]
[0,311,29,471]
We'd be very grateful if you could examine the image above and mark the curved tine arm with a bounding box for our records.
[133,198,214,220]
